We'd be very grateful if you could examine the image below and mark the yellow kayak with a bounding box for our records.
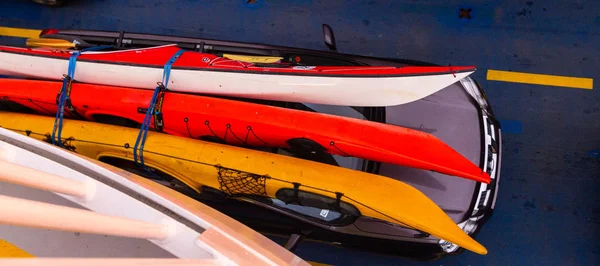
[0,112,487,255]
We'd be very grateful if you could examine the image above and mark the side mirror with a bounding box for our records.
[322,24,337,51]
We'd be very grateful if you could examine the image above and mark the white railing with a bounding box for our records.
[0,160,173,241]
[0,161,91,199]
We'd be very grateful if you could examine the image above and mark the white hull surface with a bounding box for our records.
[0,127,308,266]
[0,50,473,106]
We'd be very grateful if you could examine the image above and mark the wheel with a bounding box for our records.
[30,0,66,7]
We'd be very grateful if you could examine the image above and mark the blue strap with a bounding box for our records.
[133,49,185,169]
[51,45,112,147]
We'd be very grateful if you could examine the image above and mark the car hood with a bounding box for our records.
[379,82,481,223]
[304,81,481,224]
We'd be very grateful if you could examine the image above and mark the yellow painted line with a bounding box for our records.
[0,238,34,258]
[487,70,593,90]
[0,26,41,38]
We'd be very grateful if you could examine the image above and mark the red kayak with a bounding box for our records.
[0,45,475,106]
[0,79,490,183]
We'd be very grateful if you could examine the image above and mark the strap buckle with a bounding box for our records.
[153,82,168,132]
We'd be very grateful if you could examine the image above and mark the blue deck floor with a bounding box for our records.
[1,0,598,265]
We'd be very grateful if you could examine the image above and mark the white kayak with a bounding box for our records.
[0,45,475,106]
[0,126,308,266]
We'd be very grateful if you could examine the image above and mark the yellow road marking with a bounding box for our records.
[0,238,34,258]
[0,26,41,39]
[487,69,593,90]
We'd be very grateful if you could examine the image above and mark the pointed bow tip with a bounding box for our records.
[460,239,487,255]
[458,171,490,183]
[479,172,491,184]
[473,245,488,255]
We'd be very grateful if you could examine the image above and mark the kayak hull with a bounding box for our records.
[0,45,474,106]
[0,79,489,183]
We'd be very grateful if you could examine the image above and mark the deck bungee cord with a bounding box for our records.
[183,117,268,147]
[1,95,56,115]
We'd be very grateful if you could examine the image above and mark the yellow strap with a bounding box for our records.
[223,54,283,63]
